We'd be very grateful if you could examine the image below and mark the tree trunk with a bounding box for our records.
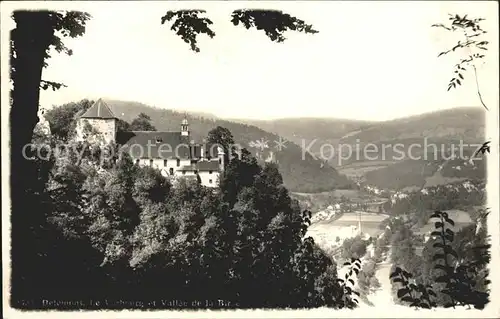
[10,12,54,169]
[10,11,55,305]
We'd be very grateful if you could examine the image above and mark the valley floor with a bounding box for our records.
[308,211,399,308]
[363,261,393,307]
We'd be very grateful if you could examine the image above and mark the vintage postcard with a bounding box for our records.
[2,1,499,318]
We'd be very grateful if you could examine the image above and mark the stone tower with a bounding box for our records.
[76,98,117,144]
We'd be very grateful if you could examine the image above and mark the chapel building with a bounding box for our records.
[75,98,225,187]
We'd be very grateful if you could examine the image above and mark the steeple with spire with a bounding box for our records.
[181,114,189,137]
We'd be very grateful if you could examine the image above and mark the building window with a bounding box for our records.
[182,170,186,175]
[177,158,180,167]
[164,159,167,167]
[209,179,213,184]
[219,158,222,164]
[149,159,153,166]
[209,170,213,174]
[191,159,197,164]
[169,168,174,175]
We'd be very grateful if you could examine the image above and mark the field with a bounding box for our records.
[291,189,387,213]
[308,212,390,247]
[414,209,474,235]
[336,161,396,179]
[335,212,390,223]
[330,212,390,237]
[293,189,363,198]
[423,170,468,188]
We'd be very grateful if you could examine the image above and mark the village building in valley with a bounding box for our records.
[75,99,225,187]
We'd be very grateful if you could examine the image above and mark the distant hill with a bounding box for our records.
[103,99,354,193]
[342,107,486,189]
[338,107,485,145]
[360,155,486,191]
[231,117,374,153]
[236,107,487,190]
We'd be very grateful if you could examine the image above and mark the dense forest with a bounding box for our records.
[14,126,362,309]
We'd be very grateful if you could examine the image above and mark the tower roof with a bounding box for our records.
[80,98,117,119]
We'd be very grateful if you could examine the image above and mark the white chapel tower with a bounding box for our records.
[181,117,189,137]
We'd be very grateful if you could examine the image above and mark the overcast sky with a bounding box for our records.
[4,1,499,121]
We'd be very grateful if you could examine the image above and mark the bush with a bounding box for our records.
[358,258,380,295]
[341,235,368,260]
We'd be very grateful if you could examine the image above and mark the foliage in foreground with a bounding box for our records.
[12,127,362,310]
[391,210,490,309]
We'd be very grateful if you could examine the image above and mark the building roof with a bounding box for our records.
[81,98,224,160]
[197,160,220,171]
[80,98,117,119]
[118,131,192,158]
[117,131,221,159]
[194,144,221,159]
[179,161,219,172]
[179,165,197,171]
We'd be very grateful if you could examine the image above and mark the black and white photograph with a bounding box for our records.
[1,1,499,317]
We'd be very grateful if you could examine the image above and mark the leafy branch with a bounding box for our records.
[473,141,490,159]
[161,9,318,52]
[390,266,436,309]
[336,258,362,308]
[432,14,489,110]
[429,211,457,308]
[392,211,491,309]
[40,80,67,91]
[161,10,215,52]
[231,9,319,42]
